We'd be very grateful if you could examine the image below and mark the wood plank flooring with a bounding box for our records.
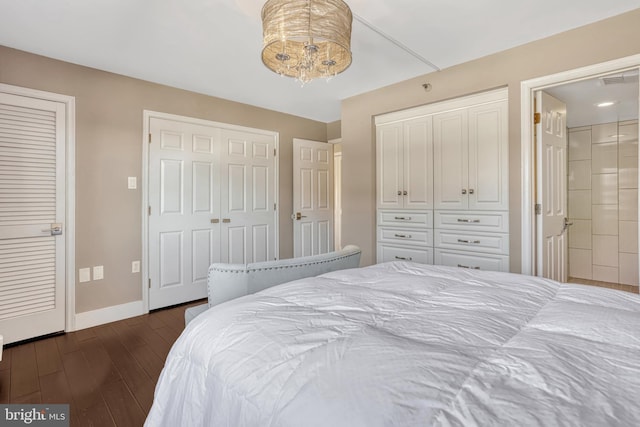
[568,277,640,294]
[0,300,204,427]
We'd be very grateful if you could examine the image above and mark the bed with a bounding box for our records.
[145,262,640,426]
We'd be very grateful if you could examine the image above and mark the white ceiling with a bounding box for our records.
[1,0,639,122]
[546,70,639,128]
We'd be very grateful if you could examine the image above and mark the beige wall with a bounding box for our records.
[0,45,327,313]
[326,120,342,141]
[341,9,640,269]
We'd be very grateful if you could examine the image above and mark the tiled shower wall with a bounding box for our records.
[568,120,639,285]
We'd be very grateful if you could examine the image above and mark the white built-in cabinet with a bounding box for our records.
[376,88,510,272]
[376,117,434,263]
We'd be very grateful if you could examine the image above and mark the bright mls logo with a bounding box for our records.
[0,405,69,427]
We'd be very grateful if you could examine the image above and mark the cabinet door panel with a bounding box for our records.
[468,101,508,210]
[377,123,403,209]
[434,110,468,210]
[403,117,433,209]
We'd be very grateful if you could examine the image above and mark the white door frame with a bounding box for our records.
[520,54,640,275]
[0,83,76,332]
[142,111,279,312]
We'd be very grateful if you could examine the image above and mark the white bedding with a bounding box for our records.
[145,262,640,426]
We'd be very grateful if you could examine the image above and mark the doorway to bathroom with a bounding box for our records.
[531,67,639,292]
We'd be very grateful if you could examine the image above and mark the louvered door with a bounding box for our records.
[0,92,66,345]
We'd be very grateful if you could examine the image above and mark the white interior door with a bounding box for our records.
[219,128,276,264]
[0,92,66,344]
[148,118,220,310]
[536,91,568,282]
[293,139,334,257]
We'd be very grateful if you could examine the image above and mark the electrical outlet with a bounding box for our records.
[127,176,137,189]
[79,268,91,283]
[93,265,104,280]
[132,260,140,273]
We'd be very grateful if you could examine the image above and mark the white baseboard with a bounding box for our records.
[73,300,145,331]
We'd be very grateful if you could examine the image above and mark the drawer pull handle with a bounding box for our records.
[457,219,480,223]
[458,264,481,270]
[394,216,412,220]
[395,234,412,239]
[457,239,481,244]
[395,256,413,261]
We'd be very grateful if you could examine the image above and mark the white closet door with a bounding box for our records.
[403,117,433,209]
[0,92,66,344]
[434,110,469,210]
[219,128,276,264]
[468,101,509,211]
[148,118,220,310]
[376,123,403,209]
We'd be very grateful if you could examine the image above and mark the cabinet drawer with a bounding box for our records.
[377,244,433,265]
[378,227,433,246]
[434,230,508,255]
[378,210,433,228]
[434,249,509,272]
[434,211,508,233]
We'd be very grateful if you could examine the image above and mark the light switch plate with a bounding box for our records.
[127,176,137,189]
[132,260,140,273]
[79,268,91,283]
[93,265,104,280]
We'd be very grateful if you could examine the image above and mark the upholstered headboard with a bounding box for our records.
[184,245,361,324]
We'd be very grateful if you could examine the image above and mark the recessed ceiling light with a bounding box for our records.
[597,101,616,107]
[609,134,627,138]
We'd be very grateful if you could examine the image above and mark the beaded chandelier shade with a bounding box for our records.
[261,0,353,85]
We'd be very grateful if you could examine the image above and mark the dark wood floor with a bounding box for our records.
[0,300,204,427]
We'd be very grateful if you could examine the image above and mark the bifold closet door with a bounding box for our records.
[148,118,277,310]
[148,118,220,310]
[219,128,276,264]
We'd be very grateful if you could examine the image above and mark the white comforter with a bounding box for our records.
[146,262,640,426]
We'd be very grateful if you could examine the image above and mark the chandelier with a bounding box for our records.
[261,0,353,85]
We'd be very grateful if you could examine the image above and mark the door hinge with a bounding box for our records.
[535,204,542,215]
[148,133,152,143]
[533,112,541,125]
[148,206,151,216]
[148,278,151,288]
[273,148,276,156]
[274,203,276,211]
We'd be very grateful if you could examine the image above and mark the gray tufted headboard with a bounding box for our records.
[185,245,361,325]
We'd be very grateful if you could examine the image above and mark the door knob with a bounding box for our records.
[295,212,307,220]
[42,223,63,235]
[461,189,467,195]
[469,189,475,194]
[558,217,574,235]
